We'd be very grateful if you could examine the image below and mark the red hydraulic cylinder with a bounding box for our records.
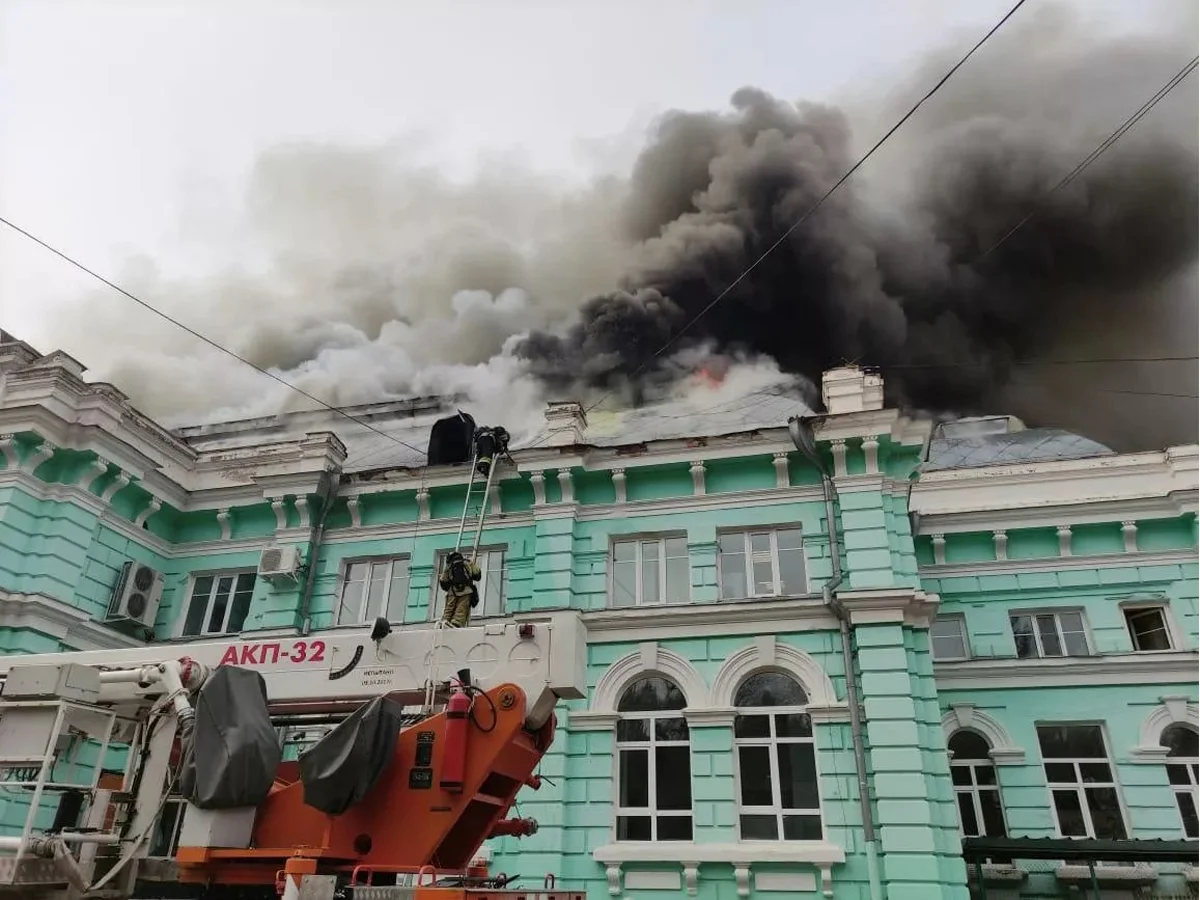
[440,682,471,792]
[488,817,539,839]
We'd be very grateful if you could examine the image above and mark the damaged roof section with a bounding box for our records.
[923,416,1115,471]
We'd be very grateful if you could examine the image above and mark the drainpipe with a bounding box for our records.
[298,468,341,637]
[789,417,883,900]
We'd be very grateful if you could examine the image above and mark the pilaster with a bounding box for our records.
[682,711,737,844]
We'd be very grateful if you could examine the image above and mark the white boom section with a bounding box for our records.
[0,612,587,729]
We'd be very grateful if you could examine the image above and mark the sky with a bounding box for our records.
[0,0,1194,449]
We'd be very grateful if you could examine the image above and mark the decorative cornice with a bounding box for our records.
[0,433,18,468]
[830,440,848,478]
[683,707,737,727]
[77,455,110,490]
[934,650,1199,690]
[23,440,57,473]
[0,590,144,651]
[581,595,837,643]
[610,468,627,504]
[557,469,575,504]
[529,471,546,505]
[133,497,161,528]
[920,548,1197,580]
[346,496,362,528]
[833,588,940,628]
[216,508,232,541]
[689,460,706,496]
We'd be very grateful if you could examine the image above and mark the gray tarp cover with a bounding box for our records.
[299,696,407,815]
[179,666,281,809]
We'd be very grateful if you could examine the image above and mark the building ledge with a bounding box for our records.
[1055,863,1157,885]
[934,650,1198,690]
[593,842,845,898]
[0,590,144,651]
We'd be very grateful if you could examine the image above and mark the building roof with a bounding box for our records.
[172,384,817,474]
[923,417,1115,472]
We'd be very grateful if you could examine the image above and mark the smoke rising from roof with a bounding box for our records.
[50,4,1197,450]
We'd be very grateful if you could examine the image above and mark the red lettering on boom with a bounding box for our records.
[219,646,239,666]
[239,644,259,665]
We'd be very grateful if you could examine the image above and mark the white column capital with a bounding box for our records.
[530,471,546,505]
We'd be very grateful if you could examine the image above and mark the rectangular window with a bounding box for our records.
[337,556,411,625]
[431,548,506,620]
[1010,611,1089,659]
[930,616,969,661]
[735,710,822,841]
[1037,725,1127,840]
[718,527,807,600]
[181,572,256,636]
[1123,606,1173,652]
[611,536,689,608]
[616,711,693,841]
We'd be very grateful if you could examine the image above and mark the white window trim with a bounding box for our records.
[733,702,823,842]
[1118,600,1180,653]
[176,570,257,637]
[335,555,411,626]
[610,533,690,608]
[716,526,809,601]
[1037,723,1130,840]
[429,546,507,621]
[948,739,1007,838]
[1009,608,1092,659]
[1162,725,1200,839]
[930,614,970,662]
[614,704,693,842]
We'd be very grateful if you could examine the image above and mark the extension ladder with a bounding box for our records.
[454,451,501,563]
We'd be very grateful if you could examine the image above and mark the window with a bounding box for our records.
[948,731,1007,838]
[1124,606,1173,651]
[431,548,506,620]
[337,556,410,625]
[1010,611,1089,659]
[930,616,969,661]
[1037,725,1127,839]
[612,536,689,607]
[718,528,807,600]
[615,676,693,841]
[181,572,256,636]
[1162,725,1198,838]
[734,672,821,841]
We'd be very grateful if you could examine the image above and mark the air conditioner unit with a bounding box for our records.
[258,545,302,583]
[106,561,165,628]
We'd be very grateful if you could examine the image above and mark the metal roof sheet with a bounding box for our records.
[923,427,1114,471]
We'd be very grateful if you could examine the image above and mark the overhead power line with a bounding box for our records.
[0,215,428,458]
[885,354,1198,369]
[597,0,1031,392]
[977,55,1199,261]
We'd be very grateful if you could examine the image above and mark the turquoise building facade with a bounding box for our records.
[0,332,1196,899]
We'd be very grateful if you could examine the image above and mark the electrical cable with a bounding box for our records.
[885,355,1198,369]
[598,0,1031,392]
[0,214,428,458]
[976,55,1198,262]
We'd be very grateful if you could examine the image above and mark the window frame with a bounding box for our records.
[716,526,809,601]
[930,615,970,662]
[429,546,508,621]
[335,555,412,626]
[1119,601,1177,652]
[609,533,691,608]
[1162,725,1199,839]
[947,731,1008,839]
[1036,723,1130,840]
[1009,608,1091,659]
[732,673,823,842]
[177,570,257,637]
[613,677,694,842]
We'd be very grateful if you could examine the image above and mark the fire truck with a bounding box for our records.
[0,611,588,900]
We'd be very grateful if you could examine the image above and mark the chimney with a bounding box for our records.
[822,366,884,415]
[543,401,588,447]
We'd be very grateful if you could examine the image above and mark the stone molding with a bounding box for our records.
[934,649,1198,690]
[940,703,1026,764]
[1129,696,1199,762]
[0,590,144,651]
[833,588,940,628]
[919,548,1196,578]
[709,635,842,709]
[593,842,845,898]
[585,642,708,713]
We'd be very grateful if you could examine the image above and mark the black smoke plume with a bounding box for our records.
[517,12,1199,436]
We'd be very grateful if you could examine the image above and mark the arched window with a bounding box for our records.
[1162,725,1198,838]
[949,731,1007,838]
[734,672,821,840]
[615,676,693,841]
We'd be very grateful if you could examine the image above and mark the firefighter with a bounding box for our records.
[473,426,510,478]
[439,551,481,628]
